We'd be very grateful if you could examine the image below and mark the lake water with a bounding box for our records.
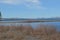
[0,22,60,31]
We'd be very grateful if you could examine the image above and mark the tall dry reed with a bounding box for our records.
[0,24,60,40]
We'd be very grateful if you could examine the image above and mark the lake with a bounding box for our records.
[0,22,60,31]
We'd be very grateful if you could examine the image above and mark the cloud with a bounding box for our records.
[0,0,45,9]
[0,0,23,4]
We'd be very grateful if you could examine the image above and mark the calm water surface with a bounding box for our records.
[0,22,60,31]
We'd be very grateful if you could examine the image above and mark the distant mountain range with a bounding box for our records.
[37,18,60,20]
[0,18,60,21]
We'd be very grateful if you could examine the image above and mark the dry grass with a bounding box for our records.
[0,24,60,40]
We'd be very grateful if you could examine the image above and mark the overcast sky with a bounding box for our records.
[0,0,60,18]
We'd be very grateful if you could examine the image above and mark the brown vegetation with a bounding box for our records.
[0,24,60,40]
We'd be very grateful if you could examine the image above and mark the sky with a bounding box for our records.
[0,0,60,18]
